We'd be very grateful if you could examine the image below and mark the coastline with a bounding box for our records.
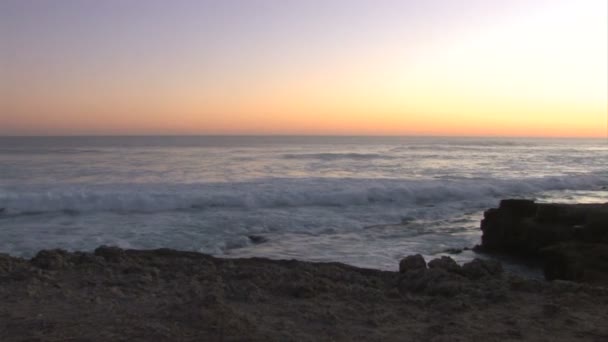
[2,199,608,341]
[2,245,608,341]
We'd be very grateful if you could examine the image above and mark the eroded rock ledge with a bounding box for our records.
[1,247,608,341]
[477,199,608,284]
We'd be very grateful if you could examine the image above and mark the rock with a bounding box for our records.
[478,199,608,284]
[398,256,468,297]
[582,212,608,242]
[94,246,126,262]
[31,249,72,270]
[540,242,608,284]
[428,256,461,274]
[248,235,268,244]
[291,284,315,298]
[443,248,464,255]
[72,252,105,266]
[399,254,426,273]
[499,199,537,217]
[0,253,19,273]
[398,268,466,296]
[481,200,608,255]
[461,259,503,280]
[480,200,575,255]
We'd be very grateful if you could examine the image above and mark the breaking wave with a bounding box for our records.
[1,173,606,215]
[282,153,396,161]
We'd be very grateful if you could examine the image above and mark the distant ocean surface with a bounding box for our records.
[1,136,607,270]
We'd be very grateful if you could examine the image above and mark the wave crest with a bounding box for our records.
[1,174,606,215]
[282,153,396,161]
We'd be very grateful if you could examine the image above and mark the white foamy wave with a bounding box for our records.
[1,173,606,215]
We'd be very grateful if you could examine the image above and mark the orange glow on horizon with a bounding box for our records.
[2,0,606,138]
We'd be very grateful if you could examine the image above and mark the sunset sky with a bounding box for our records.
[1,0,607,137]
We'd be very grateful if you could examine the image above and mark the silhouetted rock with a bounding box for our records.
[399,254,426,273]
[478,199,608,284]
[428,256,461,273]
[500,199,537,217]
[481,200,577,254]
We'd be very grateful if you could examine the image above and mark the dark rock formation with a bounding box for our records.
[31,249,72,270]
[94,245,126,262]
[541,242,608,283]
[428,256,460,273]
[478,199,608,284]
[248,235,269,244]
[398,256,504,297]
[461,259,503,280]
[398,254,426,273]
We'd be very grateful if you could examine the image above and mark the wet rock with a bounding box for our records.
[31,249,72,270]
[443,248,464,255]
[399,254,426,273]
[428,256,461,274]
[461,259,503,280]
[248,235,268,244]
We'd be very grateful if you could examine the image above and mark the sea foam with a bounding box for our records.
[1,173,605,215]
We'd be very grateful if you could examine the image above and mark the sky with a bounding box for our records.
[1,0,607,137]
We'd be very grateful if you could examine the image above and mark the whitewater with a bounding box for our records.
[1,136,607,270]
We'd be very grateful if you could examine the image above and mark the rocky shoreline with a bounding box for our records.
[1,200,608,341]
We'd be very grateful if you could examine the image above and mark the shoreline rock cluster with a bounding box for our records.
[477,199,608,284]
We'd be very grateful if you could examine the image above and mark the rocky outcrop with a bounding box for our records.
[2,247,607,341]
[478,199,608,284]
[397,256,503,297]
[541,242,608,283]
[399,254,427,273]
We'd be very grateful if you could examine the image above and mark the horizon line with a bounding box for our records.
[0,134,604,139]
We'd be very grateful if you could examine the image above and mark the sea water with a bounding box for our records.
[0,136,606,270]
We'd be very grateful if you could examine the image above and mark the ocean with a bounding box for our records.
[0,136,606,270]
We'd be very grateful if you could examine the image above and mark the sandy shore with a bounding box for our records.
[1,246,607,341]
